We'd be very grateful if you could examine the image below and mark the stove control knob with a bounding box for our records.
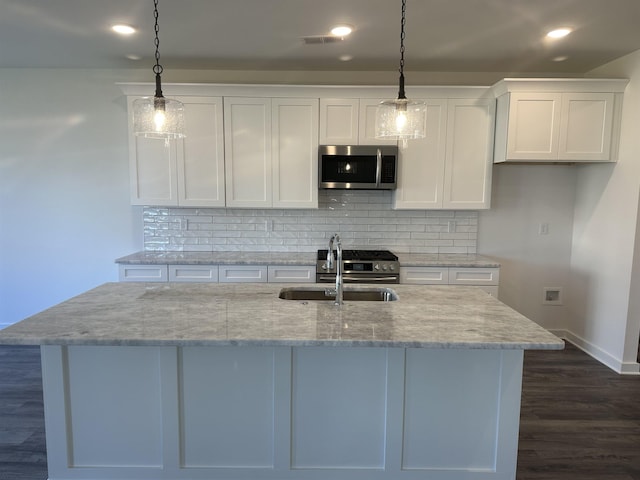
[321,263,328,270]
[374,263,380,271]
[389,264,395,271]
[382,264,388,271]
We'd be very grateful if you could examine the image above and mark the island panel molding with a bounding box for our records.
[40,344,524,480]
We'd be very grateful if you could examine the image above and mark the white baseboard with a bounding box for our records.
[550,329,640,375]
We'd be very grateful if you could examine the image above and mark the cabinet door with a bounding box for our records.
[393,100,447,209]
[506,92,562,161]
[399,267,449,284]
[319,99,359,145]
[272,99,319,208]
[358,98,398,146]
[224,98,272,207]
[219,265,268,283]
[177,97,226,207]
[267,265,315,283]
[168,265,219,282]
[443,99,495,209]
[119,265,168,282]
[448,267,500,286]
[558,93,614,161]
[127,98,178,206]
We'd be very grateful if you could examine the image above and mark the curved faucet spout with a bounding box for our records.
[327,234,343,306]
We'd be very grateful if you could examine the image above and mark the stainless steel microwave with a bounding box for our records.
[318,145,398,189]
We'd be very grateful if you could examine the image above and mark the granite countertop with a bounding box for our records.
[0,282,561,350]
[115,251,501,268]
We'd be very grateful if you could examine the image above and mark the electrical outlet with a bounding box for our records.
[448,220,456,233]
[542,287,563,305]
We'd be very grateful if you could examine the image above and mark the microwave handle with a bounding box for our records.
[376,148,382,186]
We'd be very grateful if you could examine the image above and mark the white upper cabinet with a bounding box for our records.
[443,99,495,209]
[319,98,397,146]
[272,98,319,208]
[127,96,224,206]
[394,98,495,210]
[178,96,225,206]
[224,97,273,207]
[393,100,447,209]
[358,99,398,146]
[558,93,614,161]
[492,78,627,163]
[319,98,359,145]
[225,97,319,208]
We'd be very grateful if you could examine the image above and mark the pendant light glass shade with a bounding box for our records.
[133,0,185,139]
[375,0,425,140]
[133,95,185,139]
[375,98,425,139]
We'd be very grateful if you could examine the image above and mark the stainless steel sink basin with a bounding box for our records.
[278,287,398,302]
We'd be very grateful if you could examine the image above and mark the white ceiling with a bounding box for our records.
[3,0,640,74]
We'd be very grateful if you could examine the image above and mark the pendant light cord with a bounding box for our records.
[397,0,407,99]
[152,0,164,99]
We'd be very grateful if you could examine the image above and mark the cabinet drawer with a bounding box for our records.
[399,267,449,285]
[267,265,315,283]
[169,265,219,282]
[448,268,499,286]
[219,265,268,283]
[119,265,168,282]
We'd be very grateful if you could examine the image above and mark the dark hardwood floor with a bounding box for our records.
[0,343,638,480]
[0,346,46,480]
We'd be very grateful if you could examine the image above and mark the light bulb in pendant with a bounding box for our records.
[154,109,166,131]
[395,110,408,133]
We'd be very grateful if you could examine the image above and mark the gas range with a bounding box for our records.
[316,249,400,284]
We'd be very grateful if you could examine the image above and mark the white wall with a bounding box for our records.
[566,51,640,372]
[477,165,576,330]
[0,69,139,328]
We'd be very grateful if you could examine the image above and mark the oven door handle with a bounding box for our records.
[317,274,398,283]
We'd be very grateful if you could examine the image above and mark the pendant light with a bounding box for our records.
[133,0,185,139]
[375,0,425,141]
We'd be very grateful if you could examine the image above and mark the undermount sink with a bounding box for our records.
[278,287,398,302]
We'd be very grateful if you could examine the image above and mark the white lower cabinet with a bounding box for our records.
[399,267,449,285]
[267,265,315,283]
[119,265,168,282]
[218,265,268,283]
[400,266,500,296]
[120,264,317,283]
[168,265,219,282]
[41,344,524,480]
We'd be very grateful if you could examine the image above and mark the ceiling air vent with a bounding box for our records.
[302,35,344,45]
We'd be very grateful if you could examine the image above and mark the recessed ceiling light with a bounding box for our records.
[112,24,136,35]
[552,55,569,62]
[126,54,142,61]
[339,54,354,62]
[330,24,353,37]
[547,28,572,39]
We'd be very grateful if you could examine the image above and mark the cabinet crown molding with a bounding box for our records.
[491,78,629,97]
[116,82,491,99]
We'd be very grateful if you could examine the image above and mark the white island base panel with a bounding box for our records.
[41,345,524,480]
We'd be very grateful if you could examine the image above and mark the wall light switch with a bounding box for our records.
[538,223,549,235]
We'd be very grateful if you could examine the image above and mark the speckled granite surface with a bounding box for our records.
[0,283,561,350]
[115,251,500,268]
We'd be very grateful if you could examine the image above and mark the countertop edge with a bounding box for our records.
[114,251,502,268]
[0,337,564,350]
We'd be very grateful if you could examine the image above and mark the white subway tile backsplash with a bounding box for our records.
[143,191,478,253]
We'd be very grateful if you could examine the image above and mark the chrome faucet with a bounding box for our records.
[326,233,343,305]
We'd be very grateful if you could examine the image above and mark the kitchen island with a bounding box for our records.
[0,282,562,480]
